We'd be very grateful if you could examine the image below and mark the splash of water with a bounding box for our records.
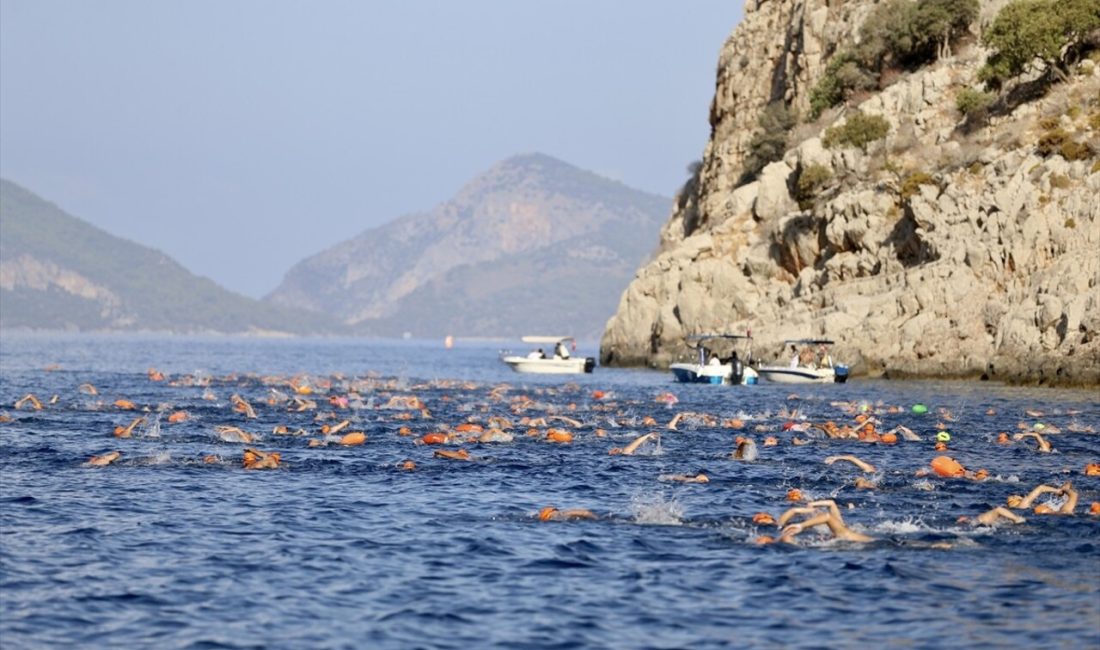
[629,492,683,526]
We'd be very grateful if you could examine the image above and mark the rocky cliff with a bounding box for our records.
[601,0,1100,385]
[266,154,669,339]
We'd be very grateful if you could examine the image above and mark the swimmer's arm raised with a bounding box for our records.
[1059,483,1078,514]
[621,432,656,455]
[824,455,877,474]
[1015,484,1060,509]
[777,507,820,528]
[807,499,844,520]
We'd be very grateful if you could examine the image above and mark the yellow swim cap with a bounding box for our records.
[936,431,951,442]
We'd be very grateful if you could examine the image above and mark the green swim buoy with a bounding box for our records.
[912,404,928,414]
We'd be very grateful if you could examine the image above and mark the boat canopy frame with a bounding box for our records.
[520,336,576,345]
[782,339,836,346]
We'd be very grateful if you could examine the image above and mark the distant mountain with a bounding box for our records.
[266,153,670,339]
[0,179,341,334]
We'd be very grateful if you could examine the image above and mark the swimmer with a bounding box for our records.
[1034,482,1077,515]
[14,394,43,411]
[777,500,873,543]
[242,448,281,470]
[434,449,471,461]
[230,394,257,419]
[732,437,758,460]
[609,432,658,456]
[659,473,709,483]
[214,425,256,444]
[114,416,146,438]
[958,506,1026,526]
[854,477,878,490]
[86,451,121,467]
[824,455,877,474]
[667,411,716,430]
[886,425,921,442]
[1008,483,1077,513]
[537,507,597,522]
[320,419,351,435]
[478,429,514,443]
[1013,431,1052,453]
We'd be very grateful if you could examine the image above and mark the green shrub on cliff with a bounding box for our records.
[1037,127,1094,160]
[809,0,979,118]
[900,171,938,199]
[809,51,877,119]
[741,101,797,182]
[822,113,891,151]
[979,0,1100,88]
[956,87,995,115]
[795,164,833,208]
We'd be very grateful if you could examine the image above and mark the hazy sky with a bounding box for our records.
[1,1,742,298]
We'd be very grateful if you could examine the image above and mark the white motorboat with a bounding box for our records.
[756,339,849,384]
[501,336,596,374]
[669,334,758,385]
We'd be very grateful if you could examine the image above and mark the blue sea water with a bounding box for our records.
[1,333,1098,649]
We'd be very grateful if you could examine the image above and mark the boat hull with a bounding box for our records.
[502,356,594,374]
[757,365,849,384]
[670,363,758,385]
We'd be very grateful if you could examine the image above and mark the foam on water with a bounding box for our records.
[629,492,684,526]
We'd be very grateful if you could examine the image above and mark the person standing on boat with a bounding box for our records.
[789,345,799,368]
[555,341,570,359]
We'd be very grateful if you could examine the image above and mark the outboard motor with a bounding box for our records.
[584,357,596,373]
[730,358,744,385]
[834,365,849,383]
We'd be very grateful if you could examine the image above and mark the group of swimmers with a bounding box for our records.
[6,367,1099,547]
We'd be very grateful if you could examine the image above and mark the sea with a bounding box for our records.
[1,333,1098,649]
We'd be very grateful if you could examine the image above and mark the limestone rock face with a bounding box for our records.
[601,0,1100,385]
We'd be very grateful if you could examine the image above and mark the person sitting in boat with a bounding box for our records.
[527,348,544,359]
[554,341,570,359]
[799,345,815,368]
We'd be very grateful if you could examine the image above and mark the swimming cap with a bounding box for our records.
[912,404,928,414]
[936,431,951,442]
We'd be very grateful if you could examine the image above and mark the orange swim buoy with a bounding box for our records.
[1085,463,1100,476]
[786,488,803,502]
[930,455,966,478]
[339,432,366,446]
[546,429,573,443]
[114,399,136,410]
[167,410,189,423]
[420,433,448,445]
[1089,502,1100,516]
[454,423,483,433]
[879,432,898,444]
